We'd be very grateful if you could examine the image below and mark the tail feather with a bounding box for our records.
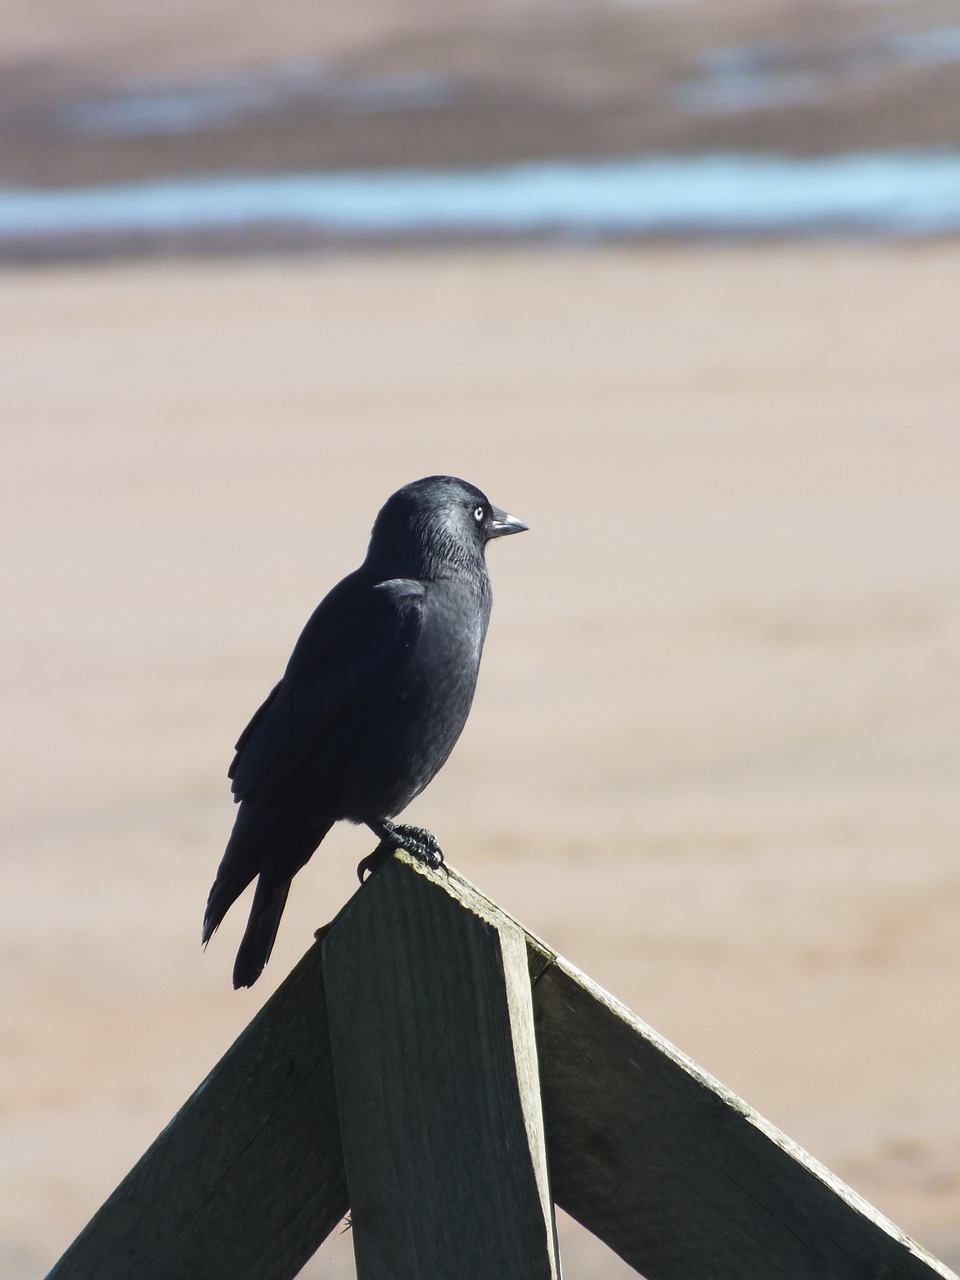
[232,876,292,988]
[202,874,245,948]
[202,805,267,947]
[203,804,334,986]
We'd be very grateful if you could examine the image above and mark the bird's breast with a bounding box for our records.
[337,580,490,821]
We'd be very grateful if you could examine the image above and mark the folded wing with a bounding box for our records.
[203,577,426,946]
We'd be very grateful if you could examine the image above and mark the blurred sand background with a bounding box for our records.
[3,2,960,1278]
[5,0,960,187]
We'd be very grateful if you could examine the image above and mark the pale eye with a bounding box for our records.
[473,505,485,522]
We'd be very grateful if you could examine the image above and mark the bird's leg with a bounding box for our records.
[357,818,445,882]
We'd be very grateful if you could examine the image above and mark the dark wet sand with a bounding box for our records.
[3,0,960,188]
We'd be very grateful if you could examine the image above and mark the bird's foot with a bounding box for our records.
[390,822,444,867]
[358,820,445,882]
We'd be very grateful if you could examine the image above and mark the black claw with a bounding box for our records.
[411,842,445,870]
[392,822,445,868]
[360,820,446,879]
[405,825,440,854]
[356,839,395,883]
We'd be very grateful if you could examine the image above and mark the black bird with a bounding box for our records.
[203,475,527,988]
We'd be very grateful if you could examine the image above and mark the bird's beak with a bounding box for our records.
[487,506,529,538]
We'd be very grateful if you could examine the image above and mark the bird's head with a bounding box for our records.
[367,476,527,579]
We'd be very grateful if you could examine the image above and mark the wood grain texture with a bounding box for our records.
[44,855,956,1280]
[322,854,561,1280]
[45,943,347,1280]
[534,955,956,1280]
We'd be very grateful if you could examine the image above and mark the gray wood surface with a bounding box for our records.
[533,953,956,1280]
[45,942,347,1280]
[322,855,561,1280]
[44,854,956,1280]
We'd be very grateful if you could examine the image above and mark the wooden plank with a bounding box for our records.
[322,854,561,1280]
[43,854,957,1280]
[45,942,347,1280]
[534,954,957,1280]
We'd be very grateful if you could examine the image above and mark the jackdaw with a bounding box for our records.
[202,475,527,987]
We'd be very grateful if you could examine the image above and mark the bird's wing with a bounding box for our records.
[227,578,426,809]
[229,680,282,766]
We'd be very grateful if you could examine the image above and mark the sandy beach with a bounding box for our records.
[2,241,959,1275]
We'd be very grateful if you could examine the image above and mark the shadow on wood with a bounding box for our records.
[45,853,957,1280]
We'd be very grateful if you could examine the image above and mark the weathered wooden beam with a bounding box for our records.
[404,859,952,1280]
[533,940,956,1280]
[43,854,956,1280]
[45,942,346,1280]
[322,854,561,1280]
